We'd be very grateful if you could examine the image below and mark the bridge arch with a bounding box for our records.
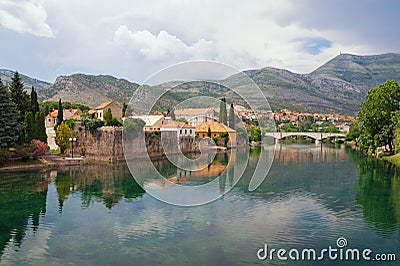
[264,132,347,143]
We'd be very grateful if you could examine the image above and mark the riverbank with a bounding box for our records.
[0,154,88,172]
[382,153,400,166]
[345,140,400,167]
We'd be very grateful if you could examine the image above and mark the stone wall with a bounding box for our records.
[71,123,198,162]
[72,124,124,162]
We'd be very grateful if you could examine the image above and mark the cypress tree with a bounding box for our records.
[229,103,235,129]
[104,108,112,125]
[44,105,50,116]
[0,79,21,148]
[30,86,39,115]
[35,111,47,143]
[57,98,63,126]
[24,111,35,142]
[122,102,128,117]
[219,98,227,125]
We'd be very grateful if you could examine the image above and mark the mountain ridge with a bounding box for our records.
[1,53,399,114]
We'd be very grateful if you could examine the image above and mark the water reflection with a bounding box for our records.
[0,172,47,257]
[348,150,400,234]
[53,164,145,210]
[0,144,399,264]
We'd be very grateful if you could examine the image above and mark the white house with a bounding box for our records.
[174,108,217,126]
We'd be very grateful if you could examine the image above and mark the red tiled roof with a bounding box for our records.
[195,122,235,133]
[162,120,195,129]
[95,101,114,110]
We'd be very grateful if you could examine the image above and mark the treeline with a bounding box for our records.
[348,80,400,154]
[39,101,90,116]
[0,72,46,148]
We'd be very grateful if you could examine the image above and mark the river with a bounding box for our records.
[0,144,399,265]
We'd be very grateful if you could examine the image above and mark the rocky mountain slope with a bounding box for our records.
[0,69,51,92]
[2,53,399,114]
[40,74,139,107]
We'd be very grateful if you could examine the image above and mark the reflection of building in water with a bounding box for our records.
[271,144,347,164]
[164,152,234,184]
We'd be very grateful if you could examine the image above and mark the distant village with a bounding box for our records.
[44,100,355,152]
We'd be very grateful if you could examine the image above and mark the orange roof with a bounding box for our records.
[95,101,114,110]
[195,122,235,133]
[162,120,195,129]
[46,108,81,118]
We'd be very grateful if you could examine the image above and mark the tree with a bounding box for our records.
[30,86,39,115]
[9,72,29,144]
[357,80,400,152]
[219,98,227,125]
[122,102,128,117]
[347,119,362,140]
[0,79,21,148]
[104,108,113,125]
[35,111,47,142]
[249,125,261,142]
[24,111,35,142]
[107,117,122,126]
[55,122,72,154]
[9,71,30,120]
[170,109,176,120]
[123,118,145,140]
[57,99,63,126]
[229,103,235,129]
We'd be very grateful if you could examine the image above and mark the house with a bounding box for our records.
[161,117,196,138]
[195,121,236,147]
[161,117,196,151]
[45,108,82,128]
[174,108,217,126]
[130,115,165,131]
[92,101,123,121]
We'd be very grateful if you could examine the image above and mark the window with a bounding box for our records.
[185,129,187,134]
[180,129,182,134]
[190,129,192,134]
[99,112,102,118]
[48,119,51,122]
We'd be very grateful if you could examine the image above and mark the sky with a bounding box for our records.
[0,0,399,84]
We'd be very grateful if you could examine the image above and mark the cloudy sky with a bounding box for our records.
[0,0,398,83]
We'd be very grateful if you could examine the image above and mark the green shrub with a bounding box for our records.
[79,147,86,156]
[0,149,12,165]
[84,119,104,132]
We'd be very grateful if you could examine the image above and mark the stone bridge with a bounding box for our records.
[264,132,347,144]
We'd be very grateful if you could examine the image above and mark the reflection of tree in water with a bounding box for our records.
[54,164,144,211]
[0,173,48,258]
[348,150,400,234]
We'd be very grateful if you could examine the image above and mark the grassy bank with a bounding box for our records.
[382,153,400,166]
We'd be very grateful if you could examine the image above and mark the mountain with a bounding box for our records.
[0,69,52,92]
[3,53,400,114]
[310,53,400,93]
[39,74,139,107]
[226,53,400,114]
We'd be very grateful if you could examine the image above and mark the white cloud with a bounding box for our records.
[0,0,53,37]
[0,0,398,83]
[114,25,215,61]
